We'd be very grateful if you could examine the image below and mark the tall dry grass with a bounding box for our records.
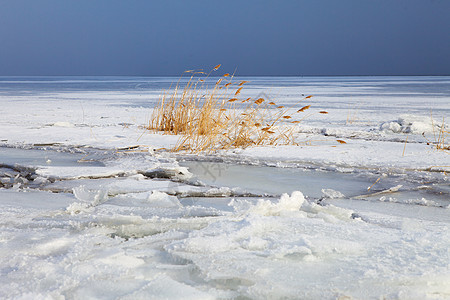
[148,65,315,153]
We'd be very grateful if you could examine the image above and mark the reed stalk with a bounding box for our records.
[148,66,315,153]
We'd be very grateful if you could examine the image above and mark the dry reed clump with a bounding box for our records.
[148,65,315,153]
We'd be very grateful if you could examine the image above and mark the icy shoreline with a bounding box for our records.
[0,76,449,299]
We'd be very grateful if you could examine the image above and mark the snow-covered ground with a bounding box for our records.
[0,76,449,299]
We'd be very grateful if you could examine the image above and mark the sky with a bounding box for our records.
[0,0,449,76]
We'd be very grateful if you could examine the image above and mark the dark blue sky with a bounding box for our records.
[1,0,449,76]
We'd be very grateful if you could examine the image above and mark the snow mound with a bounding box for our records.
[379,196,440,207]
[73,185,108,204]
[321,188,345,199]
[49,121,74,127]
[380,114,444,134]
[146,190,181,208]
[67,185,109,214]
[229,191,306,216]
[229,191,354,222]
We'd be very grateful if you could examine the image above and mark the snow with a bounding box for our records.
[0,76,449,299]
[380,114,446,134]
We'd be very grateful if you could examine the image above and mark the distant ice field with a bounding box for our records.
[1,75,449,101]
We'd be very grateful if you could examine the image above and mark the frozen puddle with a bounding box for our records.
[0,146,103,168]
[0,146,106,189]
[182,160,449,207]
[0,146,190,189]
[182,160,375,197]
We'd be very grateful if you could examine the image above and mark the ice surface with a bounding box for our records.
[0,76,449,299]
